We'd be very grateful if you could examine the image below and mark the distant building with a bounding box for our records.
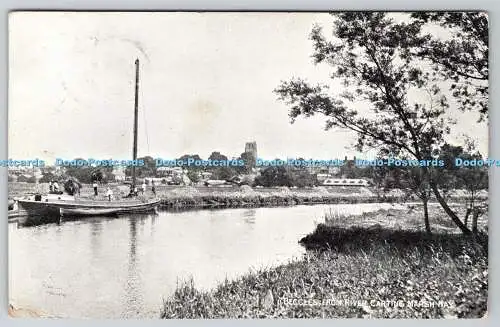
[244,141,258,159]
[157,167,184,176]
[113,166,126,182]
[308,165,341,176]
[316,173,331,183]
[322,178,369,187]
[8,166,24,174]
[199,171,213,181]
[157,167,184,185]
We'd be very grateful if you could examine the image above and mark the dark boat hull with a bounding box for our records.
[17,199,160,224]
[59,207,121,218]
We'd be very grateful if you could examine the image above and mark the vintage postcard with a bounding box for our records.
[8,12,488,318]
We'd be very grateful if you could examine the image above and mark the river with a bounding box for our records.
[8,202,401,319]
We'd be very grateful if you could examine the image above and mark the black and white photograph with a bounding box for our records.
[7,11,488,319]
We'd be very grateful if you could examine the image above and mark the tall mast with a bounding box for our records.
[132,58,139,188]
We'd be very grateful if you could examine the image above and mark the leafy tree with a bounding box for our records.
[292,170,316,187]
[64,158,94,183]
[125,155,157,178]
[178,154,203,162]
[409,12,488,121]
[438,142,488,234]
[340,159,358,178]
[215,167,236,180]
[370,165,388,199]
[171,154,204,185]
[239,152,256,174]
[207,151,237,180]
[383,167,404,191]
[240,174,256,186]
[274,12,473,234]
[186,170,200,184]
[178,154,203,171]
[39,172,56,183]
[400,166,432,233]
[91,169,104,182]
[208,151,228,162]
[255,166,293,187]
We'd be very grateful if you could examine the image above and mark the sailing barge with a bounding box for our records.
[17,197,160,218]
[16,58,160,221]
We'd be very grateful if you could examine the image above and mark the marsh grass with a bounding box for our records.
[161,206,488,319]
[158,189,387,209]
[324,204,488,233]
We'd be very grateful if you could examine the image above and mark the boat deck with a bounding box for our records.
[17,198,160,208]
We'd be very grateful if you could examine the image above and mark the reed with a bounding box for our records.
[161,206,488,319]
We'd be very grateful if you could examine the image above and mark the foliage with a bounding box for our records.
[254,166,292,187]
[125,155,156,178]
[239,151,256,174]
[39,173,56,183]
[410,12,488,121]
[275,13,450,158]
[62,158,114,184]
[162,215,487,318]
[291,170,316,187]
[186,170,200,183]
[437,143,488,206]
[208,151,228,162]
[207,151,239,180]
[274,12,478,234]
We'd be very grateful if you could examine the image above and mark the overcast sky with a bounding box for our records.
[8,12,488,163]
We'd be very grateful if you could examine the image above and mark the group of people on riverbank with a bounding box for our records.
[91,181,114,201]
[48,181,63,194]
[126,180,157,197]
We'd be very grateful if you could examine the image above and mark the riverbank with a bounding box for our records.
[161,205,488,318]
[158,188,387,208]
[10,182,475,213]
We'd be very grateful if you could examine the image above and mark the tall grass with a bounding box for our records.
[161,207,488,319]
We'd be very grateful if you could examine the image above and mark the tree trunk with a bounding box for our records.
[472,208,480,234]
[430,183,472,235]
[464,208,471,228]
[423,198,431,234]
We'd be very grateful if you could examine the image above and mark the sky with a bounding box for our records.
[8,12,488,163]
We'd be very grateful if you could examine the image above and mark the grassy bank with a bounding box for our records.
[8,182,399,209]
[161,205,488,318]
[158,190,387,208]
[10,182,477,211]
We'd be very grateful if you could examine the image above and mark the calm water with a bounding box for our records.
[9,203,398,319]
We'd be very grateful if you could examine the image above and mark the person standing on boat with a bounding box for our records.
[53,181,60,193]
[93,181,98,196]
[49,181,53,193]
[141,181,146,194]
[106,187,113,201]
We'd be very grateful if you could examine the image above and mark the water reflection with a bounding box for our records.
[150,214,157,237]
[123,216,144,318]
[90,220,103,260]
[9,203,399,319]
[242,209,256,225]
